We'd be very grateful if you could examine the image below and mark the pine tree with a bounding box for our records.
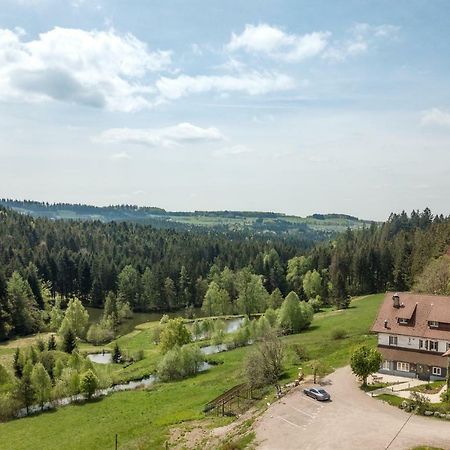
[7,272,41,335]
[31,363,52,410]
[13,348,23,378]
[14,362,35,414]
[62,328,77,354]
[47,334,57,351]
[112,343,122,363]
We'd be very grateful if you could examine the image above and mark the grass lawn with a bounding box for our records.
[0,293,384,450]
[375,393,405,408]
[407,381,445,395]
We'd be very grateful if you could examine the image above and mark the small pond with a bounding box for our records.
[87,352,112,364]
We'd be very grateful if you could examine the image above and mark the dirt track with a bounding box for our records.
[254,366,450,450]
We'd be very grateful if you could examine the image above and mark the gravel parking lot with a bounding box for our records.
[255,366,450,450]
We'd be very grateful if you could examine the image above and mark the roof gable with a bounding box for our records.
[371,292,450,339]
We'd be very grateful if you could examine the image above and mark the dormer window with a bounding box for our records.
[398,318,408,325]
[429,321,439,328]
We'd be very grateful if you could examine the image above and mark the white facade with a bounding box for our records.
[378,332,450,353]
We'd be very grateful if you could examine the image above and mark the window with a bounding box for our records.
[397,362,410,372]
[382,360,390,370]
[398,318,408,324]
[447,342,450,351]
[389,336,398,346]
[419,339,429,350]
[429,341,439,352]
[429,321,439,328]
[432,367,442,376]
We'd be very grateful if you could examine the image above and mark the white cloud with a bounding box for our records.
[0,27,171,111]
[96,122,225,148]
[421,108,450,128]
[156,72,295,100]
[110,152,131,160]
[226,24,330,62]
[323,23,399,61]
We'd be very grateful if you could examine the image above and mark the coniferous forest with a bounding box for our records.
[0,204,449,341]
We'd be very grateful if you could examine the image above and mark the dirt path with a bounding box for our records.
[254,366,450,450]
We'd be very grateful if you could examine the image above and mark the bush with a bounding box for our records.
[157,345,203,382]
[408,391,430,415]
[335,296,351,310]
[211,329,225,346]
[308,296,323,313]
[86,324,114,345]
[230,325,251,348]
[80,369,99,400]
[279,292,314,334]
[264,308,278,327]
[152,324,163,344]
[160,314,170,324]
[0,393,20,421]
[441,389,450,403]
[159,318,192,353]
[331,328,347,340]
[290,344,309,363]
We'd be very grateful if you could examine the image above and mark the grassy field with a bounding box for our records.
[0,294,384,450]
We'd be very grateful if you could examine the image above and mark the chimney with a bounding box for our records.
[392,293,400,308]
[384,319,388,329]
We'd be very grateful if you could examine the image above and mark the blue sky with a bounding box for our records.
[1,0,449,220]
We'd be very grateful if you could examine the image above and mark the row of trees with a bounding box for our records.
[0,334,103,420]
[0,205,305,307]
[1,207,449,341]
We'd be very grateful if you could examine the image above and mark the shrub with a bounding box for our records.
[408,391,430,415]
[159,318,192,353]
[264,308,278,327]
[152,324,163,344]
[191,320,202,340]
[230,325,251,348]
[211,329,225,346]
[86,324,114,345]
[331,328,347,340]
[308,296,322,313]
[80,369,99,400]
[440,389,450,403]
[160,314,169,324]
[0,393,20,421]
[279,292,314,334]
[157,345,203,382]
[335,296,351,310]
[290,344,309,363]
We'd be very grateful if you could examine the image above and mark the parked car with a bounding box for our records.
[303,387,331,401]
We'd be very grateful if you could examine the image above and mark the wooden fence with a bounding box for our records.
[204,383,253,416]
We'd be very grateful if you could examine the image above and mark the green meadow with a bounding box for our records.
[0,294,384,450]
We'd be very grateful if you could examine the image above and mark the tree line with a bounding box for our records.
[1,206,449,341]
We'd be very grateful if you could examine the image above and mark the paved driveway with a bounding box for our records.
[255,366,450,450]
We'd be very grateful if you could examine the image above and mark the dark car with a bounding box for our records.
[303,387,331,401]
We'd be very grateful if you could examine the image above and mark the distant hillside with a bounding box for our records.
[0,198,374,237]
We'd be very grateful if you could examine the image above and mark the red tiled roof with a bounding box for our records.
[371,292,450,340]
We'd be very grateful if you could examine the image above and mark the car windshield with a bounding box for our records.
[317,389,327,394]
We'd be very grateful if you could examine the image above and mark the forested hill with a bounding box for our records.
[0,205,308,309]
[0,199,373,237]
[0,204,449,341]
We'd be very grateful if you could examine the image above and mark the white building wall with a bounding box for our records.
[378,332,450,352]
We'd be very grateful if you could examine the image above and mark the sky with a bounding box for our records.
[1,0,450,220]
